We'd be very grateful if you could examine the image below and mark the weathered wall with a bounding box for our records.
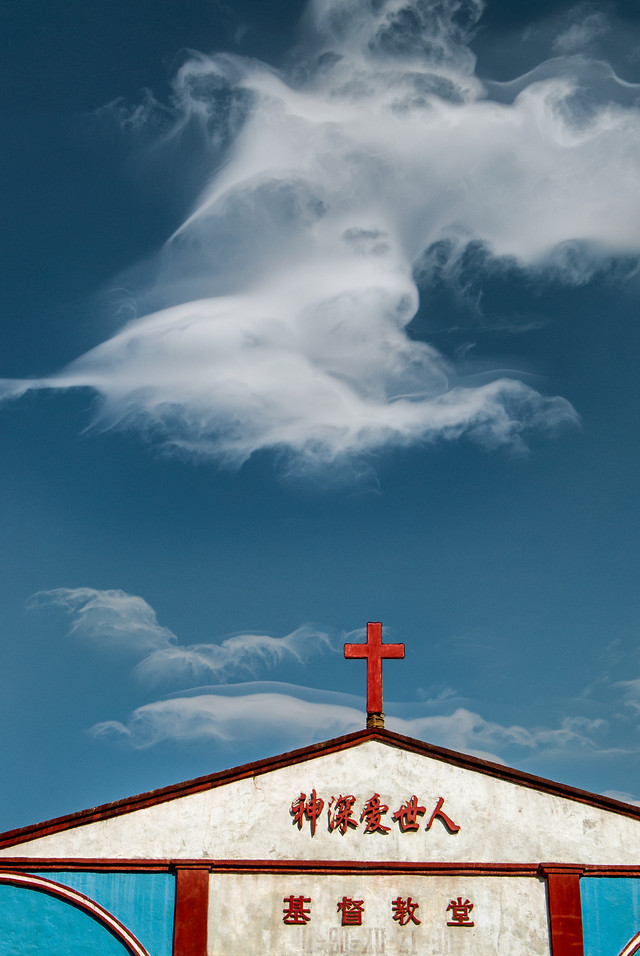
[4,740,640,865]
[207,873,550,956]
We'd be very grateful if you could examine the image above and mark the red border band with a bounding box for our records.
[173,865,209,956]
[541,866,584,956]
[1,858,640,877]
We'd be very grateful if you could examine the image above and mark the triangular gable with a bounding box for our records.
[1,729,639,865]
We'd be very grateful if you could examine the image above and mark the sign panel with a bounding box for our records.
[207,874,550,955]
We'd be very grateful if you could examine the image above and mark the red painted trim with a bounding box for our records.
[3,857,640,876]
[0,859,175,871]
[544,869,584,956]
[618,929,640,956]
[0,871,151,956]
[173,866,209,956]
[2,728,640,849]
[208,860,539,876]
[0,857,544,876]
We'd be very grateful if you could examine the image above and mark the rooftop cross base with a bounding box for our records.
[366,712,386,730]
[344,622,405,729]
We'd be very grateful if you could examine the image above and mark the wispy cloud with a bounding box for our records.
[92,691,363,748]
[90,684,610,767]
[613,677,640,714]
[13,0,640,468]
[27,587,176,657]
[132,626,335,688]
[390,710,608,763]
[602,790,640,807]
[29,587,336,685]
[29,586,635,777]
[552,5,611,54]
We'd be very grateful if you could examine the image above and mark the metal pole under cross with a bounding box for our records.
[344,622,405,729]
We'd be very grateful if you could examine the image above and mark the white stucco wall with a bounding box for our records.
[3,739,640,864]
[207,873,550,955]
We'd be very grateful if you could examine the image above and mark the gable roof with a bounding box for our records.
[1,728,639,851]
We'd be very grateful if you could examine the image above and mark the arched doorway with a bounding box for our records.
[0,872,151,956]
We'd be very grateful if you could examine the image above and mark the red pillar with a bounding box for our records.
[541,865,584,956]
[173,865,210,956]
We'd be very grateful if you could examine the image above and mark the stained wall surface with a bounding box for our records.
[207,872,550,956]
[4,736,640,956]
[3,740,640,865]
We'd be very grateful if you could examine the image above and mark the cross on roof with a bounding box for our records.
[344,622,405,729]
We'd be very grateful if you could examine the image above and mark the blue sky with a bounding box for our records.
[2,0,640,829]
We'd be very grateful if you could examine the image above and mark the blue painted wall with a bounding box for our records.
[0,882,130,955]
[582,877,640,956]
[44,872,175,956]
[0,872,175,956]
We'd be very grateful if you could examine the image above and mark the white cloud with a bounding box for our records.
[614,677,640,713]
[29,587,335,686]
[30,586,631,773]
[4,0,629,468]
[27,588,176,657]
[92,692,363,748]
[602,790,640,807]
[552,8,611,54]
[133,624,335,687]
[389,710,607,761]
[91,684,609,767]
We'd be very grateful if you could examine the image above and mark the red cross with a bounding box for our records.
[344,622,404,716]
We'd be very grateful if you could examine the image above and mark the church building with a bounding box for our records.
[1,624,640,955]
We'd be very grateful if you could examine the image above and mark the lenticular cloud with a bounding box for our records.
[6,0,640,466]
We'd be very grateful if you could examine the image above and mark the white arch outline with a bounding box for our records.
[0,871,151,956]
[618,929,640,956]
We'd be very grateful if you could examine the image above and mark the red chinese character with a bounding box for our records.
[391,896,421,926]
[392,795,426,832]
[290,790,325,836]
[291,793,307,828]
[337,896,364,925]
[361,793,391,833]
[283,895,312,924]
[447,897,474,926]
[328,795,358,834]
[426,796,460,833]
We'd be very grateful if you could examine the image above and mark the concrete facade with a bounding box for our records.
[1,728,640,954]
[208,872,550,955]
[4,737,639,865]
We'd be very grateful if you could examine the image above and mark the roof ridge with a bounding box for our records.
[1,728,638,849]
